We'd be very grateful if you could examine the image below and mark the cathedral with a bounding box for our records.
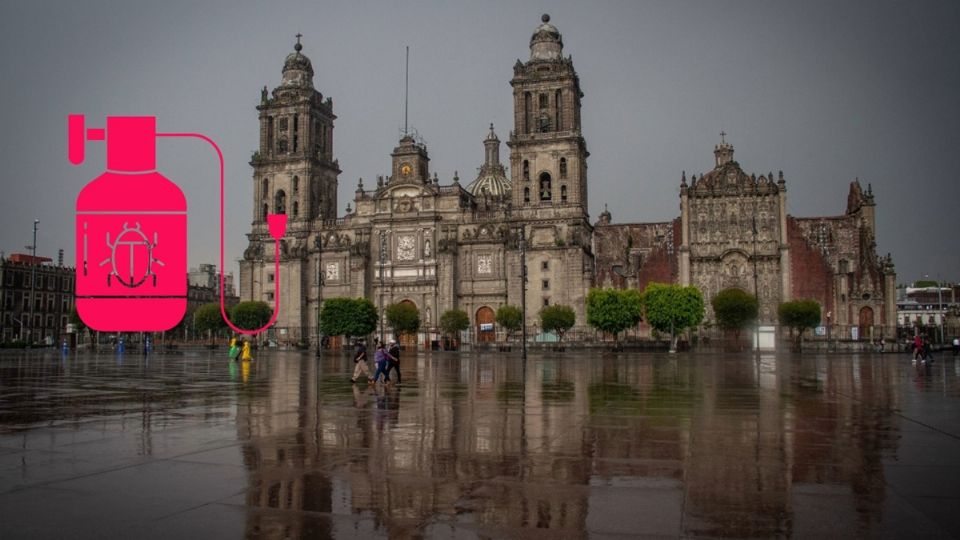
[239,15,896,347]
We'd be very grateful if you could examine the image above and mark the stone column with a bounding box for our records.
[778,185,791,303]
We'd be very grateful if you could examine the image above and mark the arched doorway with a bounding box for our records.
[858,306,874,340]
[476,306,495,343]
[398,299,418,348]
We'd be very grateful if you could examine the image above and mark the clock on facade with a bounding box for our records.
[400,163,413,176]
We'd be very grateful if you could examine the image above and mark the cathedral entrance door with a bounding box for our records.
[398,300,419,348]
[858,307,874,340]
[476,306,495,343]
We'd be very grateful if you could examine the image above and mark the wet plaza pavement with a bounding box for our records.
[1,348,959,539]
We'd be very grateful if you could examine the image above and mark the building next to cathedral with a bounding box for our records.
[240,15,896,347]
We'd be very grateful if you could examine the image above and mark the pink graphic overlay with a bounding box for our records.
[71,115,186,331]
[70,114,285,334]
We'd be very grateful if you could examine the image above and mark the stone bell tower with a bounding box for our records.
[241,36,341,342]
[507,14,594,332]
[508,14,588,217]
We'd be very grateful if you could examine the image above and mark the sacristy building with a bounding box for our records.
[239,15,896,346]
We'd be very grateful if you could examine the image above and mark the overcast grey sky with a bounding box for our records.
[1,0,957,285]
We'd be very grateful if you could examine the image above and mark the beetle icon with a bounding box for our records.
[98,222,165,288]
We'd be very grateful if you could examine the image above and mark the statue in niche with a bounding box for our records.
[423,239,432,257]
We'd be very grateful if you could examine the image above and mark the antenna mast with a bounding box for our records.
[404,45,409,136]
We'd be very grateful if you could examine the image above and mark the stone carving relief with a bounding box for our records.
[396,235,416,261]
[394,195,416,214]
[477,254,492,275]
[325,262,339,281]
[321,233,352,248]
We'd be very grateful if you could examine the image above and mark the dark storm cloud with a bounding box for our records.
[1,0,957,283]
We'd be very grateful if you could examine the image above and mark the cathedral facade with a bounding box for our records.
[240,17,594,346]
[240,15,896,346]
[594,141,897,339]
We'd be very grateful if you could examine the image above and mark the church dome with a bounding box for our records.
[468,170,511,199]
[468,124,511,199]
[530,14,563,61]
[280,36,314,89]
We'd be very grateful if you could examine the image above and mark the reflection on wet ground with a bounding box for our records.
[1,349,959,539]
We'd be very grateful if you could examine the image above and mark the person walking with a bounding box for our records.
[372,342,391,384]
[229,337,240,361]
[921,335,933,364]
[351,340,372,383]
[241,339,253,361]
[387,339,402,385]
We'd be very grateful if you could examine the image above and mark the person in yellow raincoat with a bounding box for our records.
[241,339,253,361]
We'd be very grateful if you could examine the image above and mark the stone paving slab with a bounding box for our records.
[0,349,959,538]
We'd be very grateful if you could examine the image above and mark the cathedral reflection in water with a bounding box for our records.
[234,352,904,538]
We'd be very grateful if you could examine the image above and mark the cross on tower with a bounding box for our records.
[720,130,727,144]
[296,33,302,44]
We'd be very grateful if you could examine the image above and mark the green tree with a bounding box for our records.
[194,302,227,345]
[320,297,378,341]
[586,288,643,345]
[495,304,523,343]
[711,288,759,347]
[69,305,92,348]
[439,309,470,344]
[642,283,705,351]
[777,299,821,351]
[229,301,273,332]
[386,302,420,341]
[540,304,576,345]
[69,305,86,333]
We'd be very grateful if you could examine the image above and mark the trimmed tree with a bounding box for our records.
[69,305,91,349]
[386,302,420,342]
[586,288,643,347]
[229,301,273,333]
[320,297,378,343]
[778,299,821,351]
[194,302,227,346]
[495,304,523,344]
[711,288,759,348]
[540,304,576,346]
[439,309,470,349]
[642,283,705,351]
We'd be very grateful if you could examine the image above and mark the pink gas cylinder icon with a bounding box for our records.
[70,115,187,331]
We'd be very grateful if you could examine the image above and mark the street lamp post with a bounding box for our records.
[751,216,759,352]
[937,275,944,345]
[925,273,945,344]
[518,225,527,361]
[315,235,324,358]
[826,311,832,352]
[612,260,638,351]
[27,219,38,344]
[12,316,24,343]
[667,228,676,353]
[379,231,387,345]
